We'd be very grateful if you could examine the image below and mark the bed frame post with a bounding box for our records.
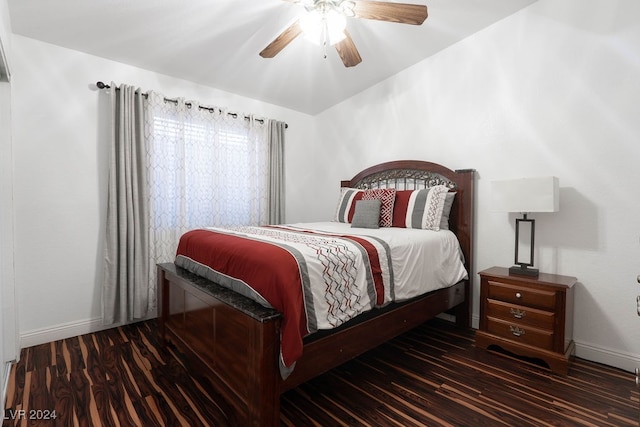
[157,267,167,347]
[246,318,281,426]
[454,168,475,328]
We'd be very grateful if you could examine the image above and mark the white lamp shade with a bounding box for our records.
[491,176,559,213]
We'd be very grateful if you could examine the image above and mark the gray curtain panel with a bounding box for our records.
[102,83,150,325]
[268,120,286,225]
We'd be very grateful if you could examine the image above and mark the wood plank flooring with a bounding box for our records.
[3,318,638,426]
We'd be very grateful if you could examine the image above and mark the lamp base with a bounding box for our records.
[509,265,539,277]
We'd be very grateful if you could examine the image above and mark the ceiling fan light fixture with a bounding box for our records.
[326,10,347,44]
[300,9,346,46]
[299,11,322,44]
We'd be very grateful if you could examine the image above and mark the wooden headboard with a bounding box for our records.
[341,160,475,325]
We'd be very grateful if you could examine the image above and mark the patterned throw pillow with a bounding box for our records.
[392,185,450,230]
[334,188,364,223]
[362,188,396,227]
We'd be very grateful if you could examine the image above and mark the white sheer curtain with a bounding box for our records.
[145,93,272,305]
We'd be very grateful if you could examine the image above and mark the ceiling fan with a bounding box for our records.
[259,0,428,67]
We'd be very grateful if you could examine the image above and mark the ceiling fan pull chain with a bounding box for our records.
[322,16,328,59]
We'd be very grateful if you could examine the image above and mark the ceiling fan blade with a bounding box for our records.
[352,1,428,25]
[334,30,362,67]
[260,21,303,58]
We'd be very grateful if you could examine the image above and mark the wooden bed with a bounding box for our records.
[157,160,475,426]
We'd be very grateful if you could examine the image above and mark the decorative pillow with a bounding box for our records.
[439,192,456,230]
[391,185,450,230]
[362,188,396,227]
[334,188,364,223]
[351,199,381,229]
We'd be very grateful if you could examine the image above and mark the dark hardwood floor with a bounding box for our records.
[3,318,638,426]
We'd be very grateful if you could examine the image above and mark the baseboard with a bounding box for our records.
[471,313,479,330]
[574,339,640,373]
[438,311,480,328]
[20,317,109,349]
[2,361,12,418]
[19,313,158,350]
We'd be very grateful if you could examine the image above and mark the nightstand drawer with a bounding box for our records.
[486,317,554,351]
[487,280,556,310]
[486,299,555,330]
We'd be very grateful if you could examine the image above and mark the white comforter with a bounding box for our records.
[284,222,468,301]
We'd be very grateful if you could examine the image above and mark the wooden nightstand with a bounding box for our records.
[475,266,577,375]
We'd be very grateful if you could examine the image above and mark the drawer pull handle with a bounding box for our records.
[515,292,522,299]
[510,308,527,319]
[509,325,525,337]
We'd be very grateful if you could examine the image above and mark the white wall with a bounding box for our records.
[10,34,315,345]
[291,0,640,371]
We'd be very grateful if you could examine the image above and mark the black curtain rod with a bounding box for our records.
[96,81,287,128]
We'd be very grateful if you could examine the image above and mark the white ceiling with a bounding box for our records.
[8,0,536,114]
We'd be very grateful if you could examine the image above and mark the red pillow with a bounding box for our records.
[392,190,414,228]
[362,188,396,227]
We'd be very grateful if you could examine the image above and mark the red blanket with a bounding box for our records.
[175,225,391,371]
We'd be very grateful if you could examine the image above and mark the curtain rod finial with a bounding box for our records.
[96,81,110,89]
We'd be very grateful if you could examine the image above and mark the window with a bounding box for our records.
[145,96,270,271]
[148,102,269,233]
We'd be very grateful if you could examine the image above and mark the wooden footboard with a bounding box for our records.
[158,263,467,425]
[157,263,282,426]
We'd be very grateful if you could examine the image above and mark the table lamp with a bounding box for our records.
[491,177,559,276]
